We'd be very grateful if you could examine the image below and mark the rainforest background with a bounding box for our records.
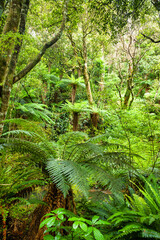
[0,0,160,239]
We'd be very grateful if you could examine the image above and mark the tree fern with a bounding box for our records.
[1,120,140,199]
[58,75,85,88]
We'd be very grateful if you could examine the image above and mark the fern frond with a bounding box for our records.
[0,138,48,164]
[112,223,142,239]
[131,194,152,215]
[47,159,89,198]
[3,118,47,138]
[16,103,54,124]
[142,229,160,239]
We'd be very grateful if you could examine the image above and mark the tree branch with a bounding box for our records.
[13,0,69,84]
[141,33,160,43]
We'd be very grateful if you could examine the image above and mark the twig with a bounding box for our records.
[141,33,160,43]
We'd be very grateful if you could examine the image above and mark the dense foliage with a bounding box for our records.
[0,0,160,239]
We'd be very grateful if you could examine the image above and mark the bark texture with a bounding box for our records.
[0,0,68,135]
[82,25,94,105]
[71,84,77,104]
[0,0,30,135]
[73,112,79,131]
[91,112,98,129]
[13,0,68,84]
[0,0,22,85]
[123,66,134,109]
[68,31,94,105]
[23,184,76,240]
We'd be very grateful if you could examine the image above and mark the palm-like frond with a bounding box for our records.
[47,159,89,198]
[3,118,48,138]
[44,74,59,84]
[15,103,54,124]
[1,123,139,197]
[57,75,85,88]
[62,100,89,113]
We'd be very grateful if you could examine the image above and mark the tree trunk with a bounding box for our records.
[2,214,7,240]
[123,66,134,109]
[123,87,131,109]
[68,31,94,105]
[0,0,29,135]
[73,112,79,131]
[23,183,76,240]
[0,0,68,135]
[68,23,96,126]
[41,83,48,104]
[71,84,77,104]
[82,28,94,106]
[99,45,105,91]
[0,206,7,240]
[77,68,81,78]
[0,0,22,86]
[90,113,98,128]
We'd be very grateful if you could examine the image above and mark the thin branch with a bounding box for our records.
[67,32,83,70]
[13,0,69,84]
[21,83,33,102]
[141,33,160,43]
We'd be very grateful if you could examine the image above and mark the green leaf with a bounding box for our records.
[44,227,56,233]
[44,235,54,240]
[73,221,79,229]
[43,213,55,218]
[149,216,156,225]
[58,214,64,220]
[69,217,79,221]
[93,227,104,240]
[40,217,56,228]
[85,226,93,236]
[55,208,66,215]
[80,222,88,232]
[92,215,100,224]
[55,235,61,240]
[69,217,87,222]
[96,220,110,225]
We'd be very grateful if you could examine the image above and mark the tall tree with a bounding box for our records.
[0,0,68,135]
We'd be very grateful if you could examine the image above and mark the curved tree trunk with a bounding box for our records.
[0,0,29,135]
[0,0,68,135]
[23,184,76,240]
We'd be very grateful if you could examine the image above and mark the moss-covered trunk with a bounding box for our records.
[0,0,29,135]
[123,71,134,109]
[82,27,94,106]
[0,0,22,86]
